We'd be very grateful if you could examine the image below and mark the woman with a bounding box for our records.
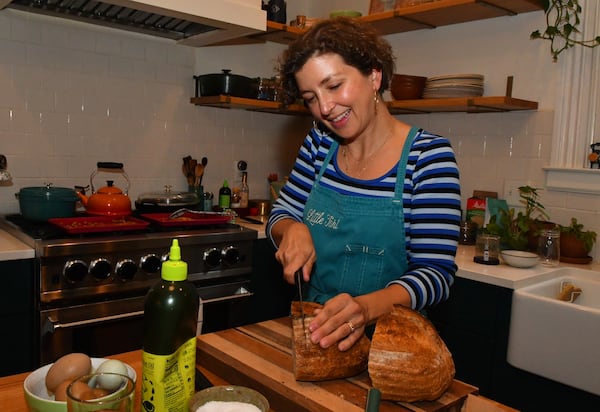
[267,17,461,352]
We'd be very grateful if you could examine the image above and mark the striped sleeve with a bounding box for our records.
[391,132,461,310]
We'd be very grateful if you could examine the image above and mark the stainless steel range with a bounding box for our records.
[0,214,257,366]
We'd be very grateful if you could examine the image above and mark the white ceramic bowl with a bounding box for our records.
[501,250,539,268]
[23,357,136,412]
[189,385,269,412]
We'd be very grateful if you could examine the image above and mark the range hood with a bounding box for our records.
[0,0,266,46]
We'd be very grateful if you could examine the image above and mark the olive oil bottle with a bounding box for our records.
[142,239,200,412]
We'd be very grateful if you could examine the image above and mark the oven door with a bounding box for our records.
[38,281,253,365]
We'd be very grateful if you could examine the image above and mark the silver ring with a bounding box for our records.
[346,321,356,334]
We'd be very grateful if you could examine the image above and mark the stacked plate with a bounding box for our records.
[422,73,484,98]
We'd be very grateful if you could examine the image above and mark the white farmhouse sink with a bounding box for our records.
[507,268,600,395]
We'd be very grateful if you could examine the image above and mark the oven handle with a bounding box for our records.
[43,310,145,334]
[42,290,253,334]
[201,288,253,304]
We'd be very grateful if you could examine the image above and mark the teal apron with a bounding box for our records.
[303,127,416,304]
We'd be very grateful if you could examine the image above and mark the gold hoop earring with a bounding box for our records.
[374,91,379,115]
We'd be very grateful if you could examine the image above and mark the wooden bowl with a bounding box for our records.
[390,74,427,100]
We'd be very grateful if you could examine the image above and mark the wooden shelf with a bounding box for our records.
[191,95,538,115]
[211,0,543,46]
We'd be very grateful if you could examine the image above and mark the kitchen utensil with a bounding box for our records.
[391,74,427,100]
[168,208,232,219]
[135,185,201,213]
[17,184,79,221]
[195,163,204,187]
[76,162,132,217]
[296,269,309,347]
[194,70,259,99]
[474,234,500,265]
[538,228,560,266]
[200,156,208,185]
[66,373,135,412]
[365,388,381,412]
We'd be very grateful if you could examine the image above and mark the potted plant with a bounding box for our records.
[559,217,597,258]
[530,0,600,62]
[485,186,551,251]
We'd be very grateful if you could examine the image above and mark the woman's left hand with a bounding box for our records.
[308,293,367,351]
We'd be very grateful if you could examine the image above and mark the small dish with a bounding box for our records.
[501,250,539,268]
[23,358,136,412]
[189,385,269,412]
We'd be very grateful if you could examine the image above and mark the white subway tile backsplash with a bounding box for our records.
[0,11,597,261]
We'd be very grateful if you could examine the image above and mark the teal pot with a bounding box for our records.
[17,185,79,221]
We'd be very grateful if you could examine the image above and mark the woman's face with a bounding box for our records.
[295,53,381,139]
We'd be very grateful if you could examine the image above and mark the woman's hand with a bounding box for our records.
[308,293,368,352]
[273,220,316,284]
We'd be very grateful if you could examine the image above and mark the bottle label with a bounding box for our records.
[141,336,196,412]
[219,194,231,208]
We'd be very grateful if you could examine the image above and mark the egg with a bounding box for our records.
[45,353,92,393]
[95,359,129,390]
[53,379,72,402]
[62,380,92,401]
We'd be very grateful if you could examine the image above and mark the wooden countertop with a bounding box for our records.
[1,317,479,412]
[196,317,478,411]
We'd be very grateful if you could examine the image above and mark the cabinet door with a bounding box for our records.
[0,259,34,376]
[232,239,295,326]
[427,277,512,395]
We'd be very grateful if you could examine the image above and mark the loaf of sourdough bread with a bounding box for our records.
[291,301,371,381]
[368,305,455,402]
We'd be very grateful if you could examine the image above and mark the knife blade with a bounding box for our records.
[296,269,309,347]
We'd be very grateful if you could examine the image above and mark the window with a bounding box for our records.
[544,0,600,194]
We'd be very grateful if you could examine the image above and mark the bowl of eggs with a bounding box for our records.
[23,353,135,412]
[189,385,269,412]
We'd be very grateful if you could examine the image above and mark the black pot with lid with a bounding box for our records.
[135,185,201,213]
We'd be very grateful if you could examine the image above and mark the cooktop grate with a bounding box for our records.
[6,0,217,40]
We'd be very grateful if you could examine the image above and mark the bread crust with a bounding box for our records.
[368,305,455,402]
[291,301,371,381]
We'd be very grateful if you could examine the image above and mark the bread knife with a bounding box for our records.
[296,269,309,347]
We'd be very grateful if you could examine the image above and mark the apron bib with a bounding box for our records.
[303,128,416,304]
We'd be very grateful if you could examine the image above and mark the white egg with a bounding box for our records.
[95,359,129,391]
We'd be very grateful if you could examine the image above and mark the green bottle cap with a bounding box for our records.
[223,179,229,188]
[161,239,188,281]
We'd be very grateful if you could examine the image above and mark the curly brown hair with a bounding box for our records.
[278,17,396,105]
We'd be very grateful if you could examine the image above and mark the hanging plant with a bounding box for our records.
[530,0,600,62]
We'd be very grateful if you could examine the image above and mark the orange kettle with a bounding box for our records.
[77,162,132,217]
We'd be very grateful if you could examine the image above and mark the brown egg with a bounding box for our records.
[64,380,93,401]
[45,353,92,393]
[53,379,72,402]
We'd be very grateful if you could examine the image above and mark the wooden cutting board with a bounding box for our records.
[196,317,478,412]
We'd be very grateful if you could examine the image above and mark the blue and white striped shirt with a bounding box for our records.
[267,126,461,311]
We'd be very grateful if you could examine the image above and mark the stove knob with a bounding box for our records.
[203,247,221,268]
[140,254,161,274]
[63,260,88,283]
[221,246,241,265]
[89,258,112,280]
[115,259,137,280]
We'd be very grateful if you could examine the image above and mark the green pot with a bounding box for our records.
[17,186,79,221]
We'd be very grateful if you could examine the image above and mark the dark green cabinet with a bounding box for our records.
[232,238,294,326]
[0,259,34,377]
[428,276,600,411]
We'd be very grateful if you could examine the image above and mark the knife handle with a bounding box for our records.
[365,388,381,412]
